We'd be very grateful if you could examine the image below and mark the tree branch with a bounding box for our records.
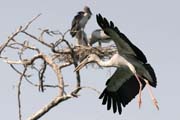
[0,14,41,55]
[27,95,74,120]
[18,67,27,120]
[0,14,117,120]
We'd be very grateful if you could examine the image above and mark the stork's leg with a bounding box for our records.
[144,79,159,110]
[134,74,142,109]
[98,41,102,47]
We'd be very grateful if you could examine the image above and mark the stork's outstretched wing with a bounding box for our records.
[99,68,146,114]
[96,14,147,63]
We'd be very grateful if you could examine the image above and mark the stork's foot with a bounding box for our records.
[152,98,159,110]
[138,94,142,109]
[137,87,142,109]
[143,79,159,110]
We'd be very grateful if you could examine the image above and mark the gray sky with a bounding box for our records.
[0,0,179,119]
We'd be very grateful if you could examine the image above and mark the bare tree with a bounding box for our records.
[0,14,116,120]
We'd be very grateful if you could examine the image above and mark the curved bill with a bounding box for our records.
[74,58,89,72]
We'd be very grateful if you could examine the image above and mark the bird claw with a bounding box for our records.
[138,98,142,109]
[152,98,159,110]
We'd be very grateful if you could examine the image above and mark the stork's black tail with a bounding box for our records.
[143,64,157,87]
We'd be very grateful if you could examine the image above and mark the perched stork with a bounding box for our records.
[70,6,92,37]
[88,29,111,46]
[74,14,159,114]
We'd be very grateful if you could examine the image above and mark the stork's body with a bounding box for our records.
[70,6,92,37]
[88,29,111,46]
[75,14,158,114]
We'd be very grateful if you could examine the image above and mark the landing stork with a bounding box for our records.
[74,14,159,114]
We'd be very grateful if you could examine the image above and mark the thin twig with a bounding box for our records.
[81,86,101,95]
[10,64,31,78]
[22,31,52,48]
[38,60,47,92]
[0,14,41,55]
[22,13,42,31]
[18,67,27,120]
[0,26,22,55]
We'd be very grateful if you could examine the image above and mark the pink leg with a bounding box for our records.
[144,79,159,110]
[134,74,142,109]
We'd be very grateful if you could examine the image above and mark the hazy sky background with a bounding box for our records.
[0,0,179,120]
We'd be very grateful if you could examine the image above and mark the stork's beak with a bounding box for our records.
[74,58,89,72]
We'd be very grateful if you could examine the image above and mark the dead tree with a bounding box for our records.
[0,14,117,120]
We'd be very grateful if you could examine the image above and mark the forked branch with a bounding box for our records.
[0,14,117,120]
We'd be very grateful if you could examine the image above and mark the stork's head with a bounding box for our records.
[74,54,99,72]
[84,6,92,15]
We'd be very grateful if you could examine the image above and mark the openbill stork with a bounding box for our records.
[74,14,159,114]
[70,6,92,37]
[88,29,111,46]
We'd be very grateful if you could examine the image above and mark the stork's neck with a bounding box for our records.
[96,58,113,67]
